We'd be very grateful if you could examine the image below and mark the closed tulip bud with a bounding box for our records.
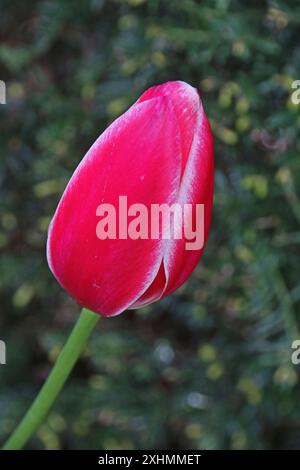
[47,81,214,317]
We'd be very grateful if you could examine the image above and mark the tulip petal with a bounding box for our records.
[132,86,214,307]
[162,104,214,297]
[129,262,166,309]
[137,81,199,178]
[47,96,181,316]
[130,81,203,309]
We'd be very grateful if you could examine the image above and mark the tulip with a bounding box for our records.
[47,81,214,317]
[3,81,214,450]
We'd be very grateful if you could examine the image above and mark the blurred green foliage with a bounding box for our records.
[1,0,300,450]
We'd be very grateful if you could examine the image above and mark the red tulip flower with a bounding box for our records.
[4,80,215,452]
[4,81,214,449]
[47,81,214,317]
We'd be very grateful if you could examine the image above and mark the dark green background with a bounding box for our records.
[1,0,300,450]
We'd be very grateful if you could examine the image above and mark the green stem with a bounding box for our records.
[2,308,99,450]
